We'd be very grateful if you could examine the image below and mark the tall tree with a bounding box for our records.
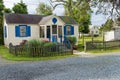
[91,0,120,17]
[102,19,113,31]
[49,0,91,33]
[36,2,52,15]
[12,0,28,14]
[0,0,4,44]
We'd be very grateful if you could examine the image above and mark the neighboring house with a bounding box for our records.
[104,26,120,41]
[3,13,78,47]
[89,25,99,36]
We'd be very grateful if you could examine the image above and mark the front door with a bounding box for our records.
[52,25,57,42]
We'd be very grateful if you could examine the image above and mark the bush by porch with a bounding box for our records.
[9,39,73,57]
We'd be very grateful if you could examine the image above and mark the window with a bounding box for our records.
[40,26,44,38]
[52,25,57,34]
[20,26,26,37]
[58,26,62,37]
[47,26,50,38]
[15,25,31,37]
[66,26,71,35]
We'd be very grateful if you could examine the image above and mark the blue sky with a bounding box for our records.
[3,0,107,26]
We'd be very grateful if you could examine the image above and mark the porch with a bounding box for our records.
[39,24,74,43]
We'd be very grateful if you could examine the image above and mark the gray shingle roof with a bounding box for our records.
[5,13,78,24]
[59,16,78,24]
[5,13,45,24]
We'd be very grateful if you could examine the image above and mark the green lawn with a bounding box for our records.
[78,36,103,51]
[0,46,76,61]
[86,48,120,54]
[77,36,120,54]
[78,36,103,45]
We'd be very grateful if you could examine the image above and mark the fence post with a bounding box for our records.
[84,42,87,52]
[14,46,17,56]
[104,41,106,51]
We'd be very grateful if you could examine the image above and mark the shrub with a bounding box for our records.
[66,36,77,45]
[26,39,44,47]
[44,42,56,47]
[25,39,45,56]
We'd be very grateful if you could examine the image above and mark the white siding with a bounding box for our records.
[114,28,120,40]
[4,24,39,46]
[104,31,115,41]
[4,15,79,46]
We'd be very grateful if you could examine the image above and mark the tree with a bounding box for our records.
[12,0,28,14]
[102,19,113,31]
[49,0,91,34]
[4,8,12,13]
[0,0,4,44]
[36,2,52,15]
[91,0,120,17]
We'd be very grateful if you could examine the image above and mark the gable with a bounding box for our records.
[39,15,65,25]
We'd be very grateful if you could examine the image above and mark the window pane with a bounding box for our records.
[40,26,44,38]
[58,26,62,37]
[67,26,71,35]
[47,26,50,38]
[20,26,26,37]
[52,25,57,34]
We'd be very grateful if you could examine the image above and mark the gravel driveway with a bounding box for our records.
[0,52,120,80]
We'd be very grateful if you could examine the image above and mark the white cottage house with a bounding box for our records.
[89,25,99,36]
[3,13,78,47]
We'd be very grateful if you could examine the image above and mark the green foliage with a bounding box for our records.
[66,36,77,45]
[44,42,56,47]
[63,1,91,33]
[36,2,52,15]
[102,19,113,31]
[0,0,4,44]
[0,0,4,15]
[12,0,28,14]
[27,39,44,47]
[4,8,12,13]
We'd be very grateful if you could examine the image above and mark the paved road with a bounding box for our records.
[0,53,120,80]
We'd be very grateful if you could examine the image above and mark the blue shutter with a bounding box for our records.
[26,26,31,37]
[4,26,7,38]
[64,26,67,36]
[71,26,74,35]
[15,26,20,37]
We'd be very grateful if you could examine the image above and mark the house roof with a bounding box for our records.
[5,13,45,24]
[5,13,78,24]
[59,16,78,24]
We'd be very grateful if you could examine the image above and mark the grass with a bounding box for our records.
[86,48,120,54]
[77,35,120,54]
[0,46,76,61]
[78,36,103,52]
[78,36,103,45]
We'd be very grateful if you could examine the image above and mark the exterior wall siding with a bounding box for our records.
[5,24,39,46]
